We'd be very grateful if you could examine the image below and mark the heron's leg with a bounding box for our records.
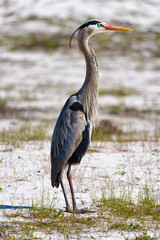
[59,174,71,212]
[67,164,90,214]
[67,164,77,211]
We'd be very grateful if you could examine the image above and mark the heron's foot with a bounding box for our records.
[73,207,89,214]
[65,207,96,214]
[65,206,88,213]
[65,205,72,213]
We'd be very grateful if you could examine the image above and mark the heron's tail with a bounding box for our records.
[51,164,60,188]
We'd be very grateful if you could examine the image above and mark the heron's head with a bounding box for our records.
[69,19,132,48]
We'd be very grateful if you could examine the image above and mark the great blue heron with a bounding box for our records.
[51,19,132,213]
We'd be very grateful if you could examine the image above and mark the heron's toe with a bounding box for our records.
[74,207,89,214]
[65,206,72,213]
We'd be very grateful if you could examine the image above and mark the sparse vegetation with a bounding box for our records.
[0,122,48,147]
[21,95,38,102]
[0,98,8,114]
[92,119,160,142]
[106,105,160,117]
[110,222,142,231]
[0,25,158,58]
[1,185,159,239]
[97,193,160,222]
[92,119,123,141]
[135,232,155,240]
[99,88,134,97]
[0,33,68,51]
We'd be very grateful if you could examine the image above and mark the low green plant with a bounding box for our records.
[92,119,123,141]
[110,222,141,231]
[135,232,153,240]
[99,88,133,97]
[91,119,160,142]
[0,122,47,147]
[121,170,126,176]
[0,98,8,112]
[2,206,100,239]
[97,192,160,221]
[98,194,135,219]
[1,188,159,240]
[1,33,66,51]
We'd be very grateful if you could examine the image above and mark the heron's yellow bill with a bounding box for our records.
[104,24,133,31]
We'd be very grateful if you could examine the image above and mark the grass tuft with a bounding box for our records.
[0,98,8,113]
[0,33,68,51]
[110,222,142,231]
[135,232,154,240]
[97,192,160,222]
[1,191,159,239]
[92,120,123,141]
[99,88,134,97]
[0,122,47,147]
[92,119,160,142]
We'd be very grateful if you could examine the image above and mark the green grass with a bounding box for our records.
[110,222,142,231]
[102,104,160,117]
[99,88,134,97]
[97,194,160,221]
[20,95,38,102]
[92,119,123,141]
[0,33,68,51]
[92,119,160,142]
[135,232,154,240]
[2,207,99,239]
[97,179,160,223]
[126,232,155,240]
[0,26,158,58]
[0,98,8,113]
[1,184,159,239]
[0,122,48,147]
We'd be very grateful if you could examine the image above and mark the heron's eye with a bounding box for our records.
[97,23,103,28]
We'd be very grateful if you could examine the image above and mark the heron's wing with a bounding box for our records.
[51,99,87,187]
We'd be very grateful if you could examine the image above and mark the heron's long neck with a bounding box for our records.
[77,38,99,125]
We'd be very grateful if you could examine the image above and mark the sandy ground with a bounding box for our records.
[0,140,160,239]
[1,140,160,209]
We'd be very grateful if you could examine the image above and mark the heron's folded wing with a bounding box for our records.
[51,102,87,173]
[64,109,87,161]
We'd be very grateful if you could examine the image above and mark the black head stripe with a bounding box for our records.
[82,20,101,28]
[78,20,102,32]
[69,19,102,48]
